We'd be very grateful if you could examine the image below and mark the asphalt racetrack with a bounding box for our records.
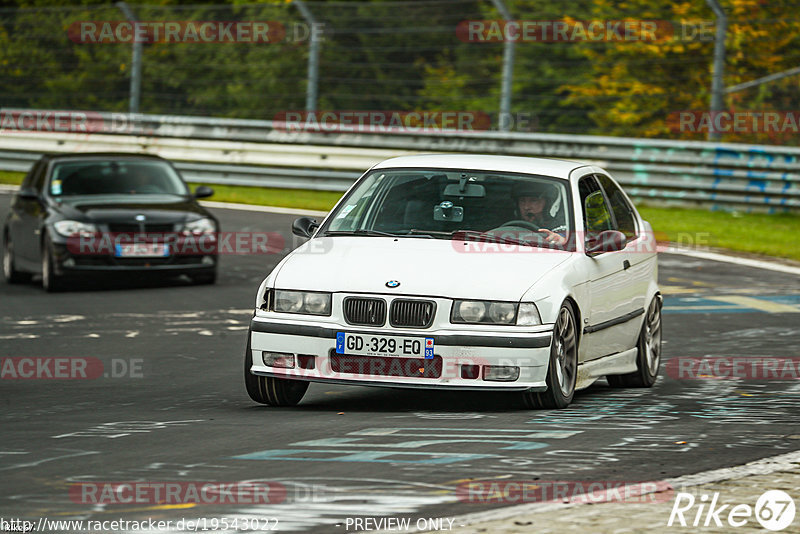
[2,192,799,532]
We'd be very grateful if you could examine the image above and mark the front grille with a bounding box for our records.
[329,353,442,379]
[390,299,436,328]
[107,223,176,233]
[343,297,386,326]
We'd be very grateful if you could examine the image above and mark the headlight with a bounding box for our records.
[452,300,516,324]
[451,300,542,326]
[516,303,542,326]
[488,302,516,323]
[53,220,98,237]
[182,217,216,236]
[455,301,486,323]
[272,290,332,316]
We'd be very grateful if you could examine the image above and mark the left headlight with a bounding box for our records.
[451,300,542,326]
[271,289,332,316]
[53,220,98,237]
[182,217,216,236]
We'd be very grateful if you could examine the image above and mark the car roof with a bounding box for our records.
[371,154,590,179]
[40,152,167,163]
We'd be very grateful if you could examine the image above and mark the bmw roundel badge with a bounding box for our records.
[386,280,400,288]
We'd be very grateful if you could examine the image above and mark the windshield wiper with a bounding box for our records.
[323,229,403,238]
[454,230,535,247]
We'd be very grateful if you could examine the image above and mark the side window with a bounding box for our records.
[21,160,43,190]
[32,160,49,193]
[596,174,636,239]
[578,175,613,235]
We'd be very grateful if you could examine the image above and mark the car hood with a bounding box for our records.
[273,236,571,301]
[51,195,208,225]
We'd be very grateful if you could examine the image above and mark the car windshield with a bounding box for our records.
[48,160,189,197]
[321,168,572,248]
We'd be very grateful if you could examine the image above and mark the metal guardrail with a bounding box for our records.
[1,110,799,211]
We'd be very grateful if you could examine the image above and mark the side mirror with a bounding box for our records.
[292,217,319,238]
[18,187,39,201]
[586,230,626,256]
[193,186,214,199]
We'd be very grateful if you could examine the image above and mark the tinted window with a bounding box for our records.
[32,161,48,192]
[578,175,613,235]
[48,160,188,196]
[596,174,636,238]
[321,169,572,249]
[21,160,43,190]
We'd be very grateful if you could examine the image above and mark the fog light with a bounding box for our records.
[483,365,520,382]
[201,256,214,265]
[262,351,295,368]
[297,355,316,370]
[63,258,75,267]
[461,365,480,379]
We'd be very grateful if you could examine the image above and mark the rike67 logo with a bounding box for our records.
[668,490,796,531]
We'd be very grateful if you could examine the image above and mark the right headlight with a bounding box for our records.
[450,300,541,326]
[271,289,332,316]
[53,220,98,237]
[181,217,216,236]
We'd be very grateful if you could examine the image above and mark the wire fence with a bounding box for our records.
[1,1,799,144]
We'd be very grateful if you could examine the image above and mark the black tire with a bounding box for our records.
[521,301,578,409]
[192,271,217,285]
[41,234,66,292]
[607,296,662,388]
[3,231,31,284]
[244,334,308,406]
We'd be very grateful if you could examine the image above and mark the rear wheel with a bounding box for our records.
[521,301,578,409]
[41,234,66,292]
[244,334,308,406]
[3,232,31,284]
[607,296,662,388]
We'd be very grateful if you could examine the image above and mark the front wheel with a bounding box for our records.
[244,335,308,406]
[521,301,578,409]
[3,232,31,284]
[607,296,662,388]
[41,234,66,292]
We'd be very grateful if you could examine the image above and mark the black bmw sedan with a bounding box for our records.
[2,153,218,291]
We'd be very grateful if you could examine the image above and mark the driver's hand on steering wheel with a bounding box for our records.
[539,228,566,246]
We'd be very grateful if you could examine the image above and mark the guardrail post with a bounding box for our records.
[294,0,321,113]
[491,0,515,131]
[705,0,727,142]
[115,1,142,115]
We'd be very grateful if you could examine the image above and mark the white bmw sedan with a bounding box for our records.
[245,155,661,409]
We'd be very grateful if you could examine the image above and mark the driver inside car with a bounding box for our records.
[513,182,568,246]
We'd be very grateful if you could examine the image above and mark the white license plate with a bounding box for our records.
[336,332,434,359]
[114,243,169,258]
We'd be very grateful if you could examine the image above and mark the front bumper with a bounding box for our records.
[51,242,217,275]
[248,316,553,391]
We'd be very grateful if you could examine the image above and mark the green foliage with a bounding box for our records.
[1,0,798,140]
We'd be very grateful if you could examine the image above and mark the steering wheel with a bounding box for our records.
[493,219,541,231]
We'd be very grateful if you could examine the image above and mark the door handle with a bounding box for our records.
[623,260,631,270]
